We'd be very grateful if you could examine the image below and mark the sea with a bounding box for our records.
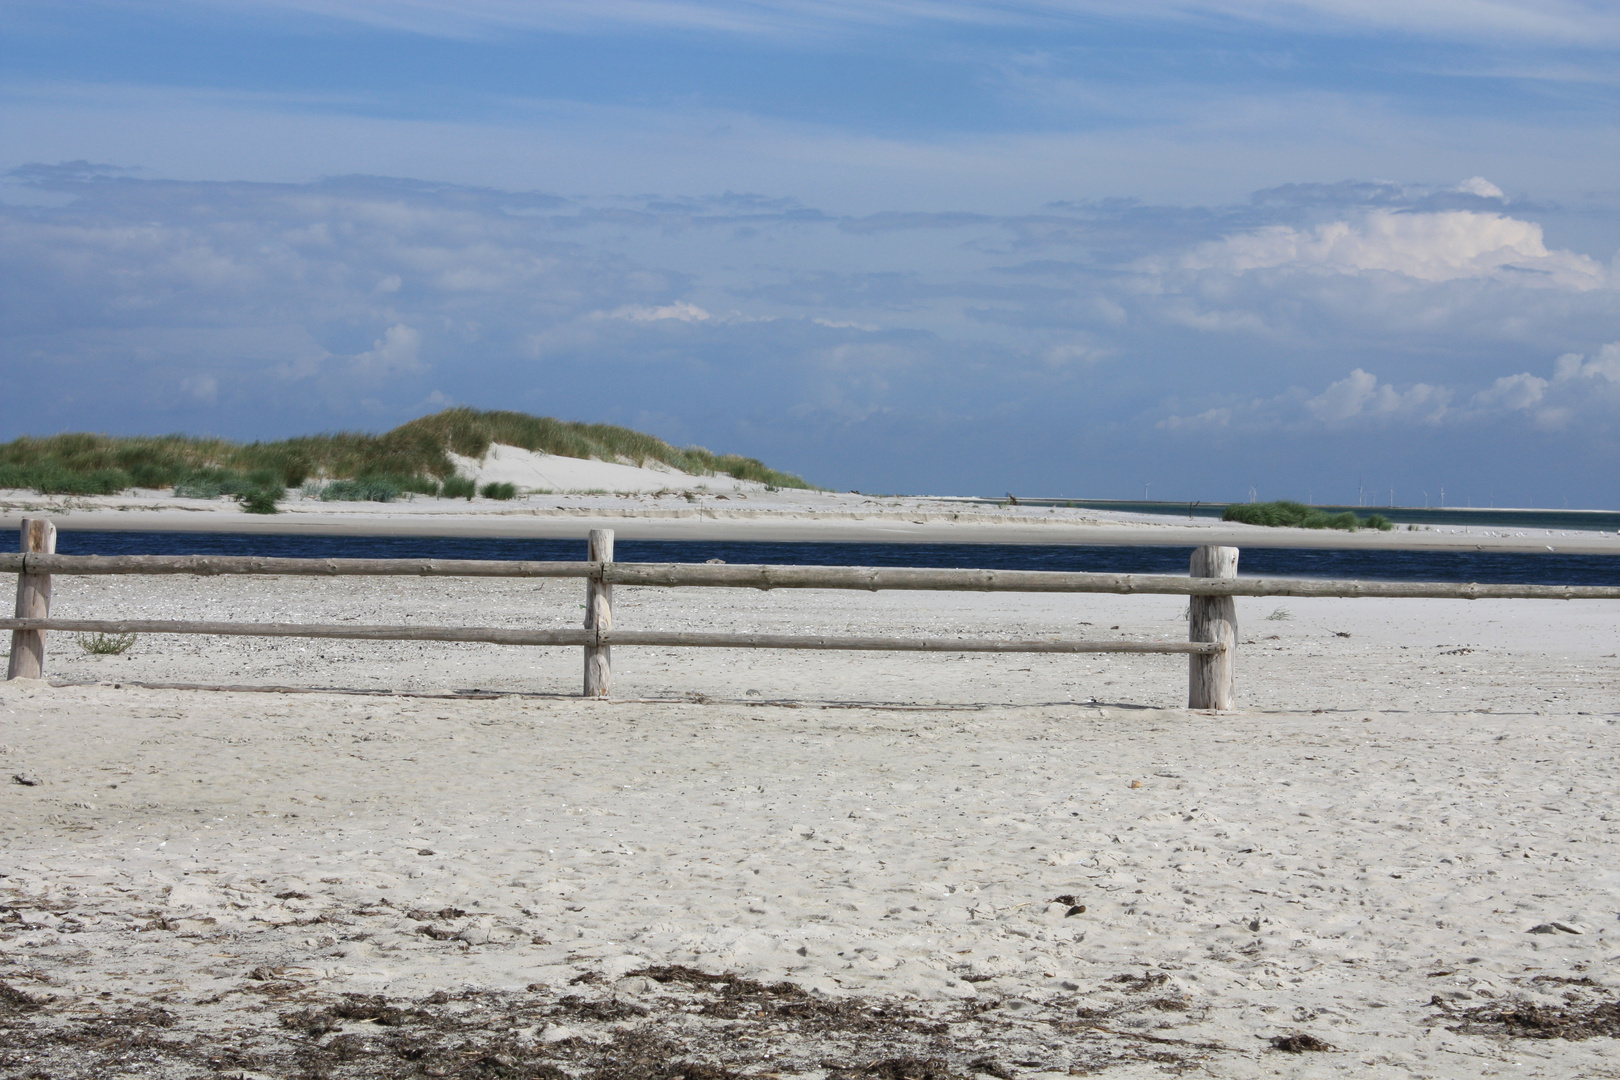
[50,531,1620,586]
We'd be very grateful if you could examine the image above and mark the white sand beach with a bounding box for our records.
[3,449,1618,555]
[3,562,1618,1077]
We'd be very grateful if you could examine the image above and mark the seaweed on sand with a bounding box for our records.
[0,968,1231,1078]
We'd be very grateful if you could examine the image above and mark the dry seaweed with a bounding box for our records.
[0,962,1231,1078]
[1445,1001,1620,1041]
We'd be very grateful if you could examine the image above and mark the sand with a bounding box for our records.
[3,570,1619,1077]
[446,444,765,495]
[4,482,1618,553]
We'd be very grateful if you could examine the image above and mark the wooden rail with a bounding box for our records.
[7,518,1615,708]
[0,554,591,578]
[5,552,1618,601]
[602,563,1620,601]
[0,618,1219,655]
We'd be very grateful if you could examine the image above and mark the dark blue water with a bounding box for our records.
[50,531,1620,586]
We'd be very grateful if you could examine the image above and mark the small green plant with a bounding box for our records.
[441,475,476,499]
[319,476,403,502]
[1223,501,1393,532]
[480,481,517,500]
[1265,608,1293,621]
[75,631,136,655]
[237,487,282,514]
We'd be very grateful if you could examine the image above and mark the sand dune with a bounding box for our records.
[448,443,766,494]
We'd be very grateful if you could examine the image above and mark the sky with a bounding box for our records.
[2,1,1619,505]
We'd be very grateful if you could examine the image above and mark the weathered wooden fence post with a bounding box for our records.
[7,519,57,681]
[583,529,614,697]
[1188,544,1237,710]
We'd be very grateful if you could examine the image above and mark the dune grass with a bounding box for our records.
[74,631,137,655]
[395,409,811,489]
[0,407,814,500]
[440,476,476,500]
[1223,500,1393,531]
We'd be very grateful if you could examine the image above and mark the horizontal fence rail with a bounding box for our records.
[595,632,1217,654]
[601,563,1620,601]
[7,521,1615,708]
[0,554,593,579]
[0,618,1220,655]
[1,617,592,647]
[5,552,1619,601]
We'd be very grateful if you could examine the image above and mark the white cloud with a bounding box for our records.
[1470,344,1620,410]
[604,301,712,323]
[1470,370,1548,410]
[1304,368,1449,423]
[1175,210,1608,288]
[1454,177,1506,200]
[350,324,423,377]
[1553,342,1620,384]
[1468,343,1620,428]
[1162,344,1620,434]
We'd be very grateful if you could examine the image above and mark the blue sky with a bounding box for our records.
[3,1,1619,504]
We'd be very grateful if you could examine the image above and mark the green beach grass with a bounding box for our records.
[0,407,814,507]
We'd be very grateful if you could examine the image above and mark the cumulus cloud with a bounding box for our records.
[1156,369,1453,433]
[1304,368,1449,423]
[1465,342,1620,428]
[1173,209,1607,288]
[1555,343,1620,384]
[1161,344,1620,434]
[1471,370,1548,411]
[350,324,423,377]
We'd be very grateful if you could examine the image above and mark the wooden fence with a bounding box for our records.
[6,520,1619,709]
